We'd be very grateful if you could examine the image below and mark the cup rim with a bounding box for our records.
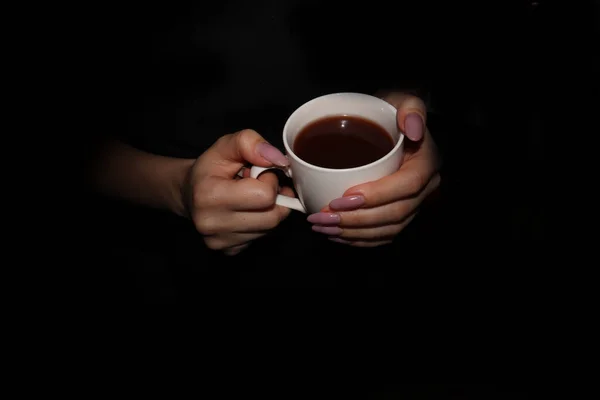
[282,92,405,173]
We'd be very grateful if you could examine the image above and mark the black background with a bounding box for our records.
[72,1,596,300]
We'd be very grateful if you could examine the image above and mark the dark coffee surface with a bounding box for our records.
[293,115,394,169]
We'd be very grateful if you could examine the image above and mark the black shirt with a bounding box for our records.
[104,0,444,157]
[86,1,561,297]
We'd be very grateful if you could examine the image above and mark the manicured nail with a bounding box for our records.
[329,195,365,211]
[312,225,343,235]
[307,213,341,225]
[256,142,289,166]
[404,113,424,141]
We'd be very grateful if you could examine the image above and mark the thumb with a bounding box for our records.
[202,129,289,178]
[381,92,427,142]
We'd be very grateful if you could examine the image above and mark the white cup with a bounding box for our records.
[250,92,404,214]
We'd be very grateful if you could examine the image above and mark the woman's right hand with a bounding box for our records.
[182,129,294,255]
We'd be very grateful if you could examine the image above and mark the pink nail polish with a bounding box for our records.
[307,213,340,225]
[256,142,289,167]
[329,195,365,211]
[404,113,424,141]
[312,225,343,235]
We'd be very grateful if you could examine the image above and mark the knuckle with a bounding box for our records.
[392,201,412,221]
[262,212,282,230]
[344,210,368,226]
[191,181,211,209]
[253,185,277,208]
[192,188,208,209]
[406,170,427,195]
[193,180,225,210]
[194,213,219,236]
[204,236,227,251]
[236,129,258,147]
[214,134,233,148]
[237,128,256,137]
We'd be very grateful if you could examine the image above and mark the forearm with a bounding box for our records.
[87,138,194,217]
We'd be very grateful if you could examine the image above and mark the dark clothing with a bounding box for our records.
[109,0,439,157]
[80,1,562,301]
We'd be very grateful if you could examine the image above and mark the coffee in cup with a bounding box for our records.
[249,92,404,214]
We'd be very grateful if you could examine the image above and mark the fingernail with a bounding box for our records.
[404,113,424,141]
[312,225,343,235]
[256,142,289,167]
[329,195,365,211]
[307,213,340,225]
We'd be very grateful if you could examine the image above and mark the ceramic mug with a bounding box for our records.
[250,92,404,214]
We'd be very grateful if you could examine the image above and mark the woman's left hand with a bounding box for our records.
[307,91,441,247]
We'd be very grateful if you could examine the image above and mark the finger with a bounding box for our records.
[337,175,439,226]
[204,176,278,211]
[311,175,438,227]
[313,212,417,240]
[225,185,293,229]
[323,131,438,210]
[332,155,440,210]
[322,197,419,227]
[231,208,288,232]
[223,243,250,256]
[204,232,265,252]
[380,92,427,141]
[238,167,251,178]
[279,186,295,198]
[309,198,415,226]
[329,238,393,248]
[257,170,279,195]
[313,222,401,240]
[198,173,297,213]
[194,204,289,235]
[199,129,289,178]
[234,169,281,201]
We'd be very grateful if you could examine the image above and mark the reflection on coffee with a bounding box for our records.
[293,115,394,169]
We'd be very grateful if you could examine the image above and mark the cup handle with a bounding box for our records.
[249,166,306,213]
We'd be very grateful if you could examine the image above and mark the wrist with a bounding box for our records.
[167,157,196,219]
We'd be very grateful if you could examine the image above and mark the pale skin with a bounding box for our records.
[89,92,440,255]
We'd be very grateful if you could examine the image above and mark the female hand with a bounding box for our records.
[184,129,295,255]
[307,92,441,247]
